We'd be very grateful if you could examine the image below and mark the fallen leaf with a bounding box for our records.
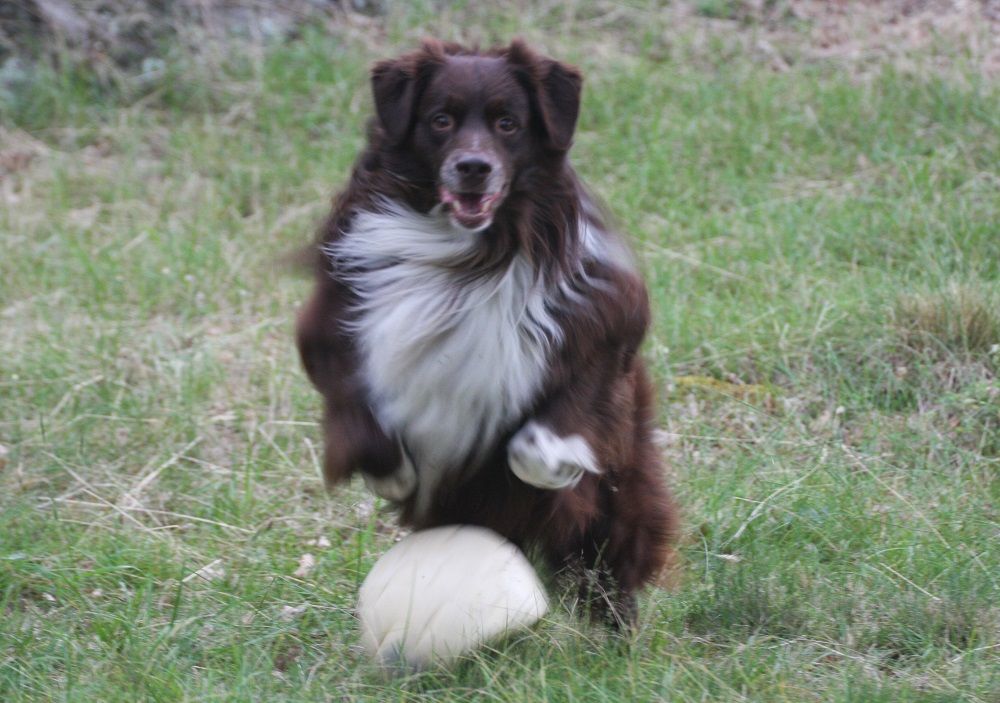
[293,553,316,579]
[279,604,307,620]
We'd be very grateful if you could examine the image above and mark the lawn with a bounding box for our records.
[1,2,998,701]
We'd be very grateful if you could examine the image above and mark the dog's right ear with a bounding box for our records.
[371,41,447,146]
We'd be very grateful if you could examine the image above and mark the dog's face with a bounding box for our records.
[415,57,531,231]
[371,41,582,232]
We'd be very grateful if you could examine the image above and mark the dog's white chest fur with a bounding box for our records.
[328,203,562,505]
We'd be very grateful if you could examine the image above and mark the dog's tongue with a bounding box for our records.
[440,188,498,230]
[457,193,486,211]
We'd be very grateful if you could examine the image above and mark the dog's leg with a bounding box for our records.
[507,420,601,489]
[541,499,641,630]
[298,286,418,503]
[532,363,678,628]
[593,452,678,628]
[574,557,638,630]
[361,441,417,502]
[505,274,640,492]
[562,478,675,630]
[317,400,417,502]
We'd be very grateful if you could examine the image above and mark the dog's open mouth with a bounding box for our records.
[439,188,502,231]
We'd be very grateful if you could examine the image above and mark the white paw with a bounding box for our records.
[508,421,600,490]
[362,447,417,502]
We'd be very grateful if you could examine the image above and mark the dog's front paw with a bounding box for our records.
[362,445,417,502]
[508,421,600,490]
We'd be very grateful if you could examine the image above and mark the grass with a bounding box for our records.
[1,2,998,701]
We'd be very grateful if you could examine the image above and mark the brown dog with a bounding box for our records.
[296,40,677,624]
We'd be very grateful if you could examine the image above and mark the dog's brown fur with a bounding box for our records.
[296,39,678,624]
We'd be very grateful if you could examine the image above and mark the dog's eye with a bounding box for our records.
[431,113,454,131]
[496,116,518,134]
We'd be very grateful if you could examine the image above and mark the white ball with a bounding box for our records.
[357,525,549,670]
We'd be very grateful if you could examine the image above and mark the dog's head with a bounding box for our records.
[370,40,582,232]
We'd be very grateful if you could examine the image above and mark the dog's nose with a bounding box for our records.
[455,157,492,179]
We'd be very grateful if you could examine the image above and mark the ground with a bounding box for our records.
[1,2,998,701]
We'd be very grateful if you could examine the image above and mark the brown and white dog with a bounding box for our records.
[296,39,678,624]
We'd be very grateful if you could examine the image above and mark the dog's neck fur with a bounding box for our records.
[327,200,615,517]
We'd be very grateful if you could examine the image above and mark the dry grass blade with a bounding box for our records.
[118,436,202,510]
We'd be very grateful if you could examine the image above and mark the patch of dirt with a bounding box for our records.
[782,0,1000,77]
[3,1,998,79]
[0,1,351,67]
[668,0,1000,77]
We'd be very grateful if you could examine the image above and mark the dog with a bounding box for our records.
[296,39,678,625]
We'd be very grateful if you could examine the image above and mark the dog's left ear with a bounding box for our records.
[507,39,583,152]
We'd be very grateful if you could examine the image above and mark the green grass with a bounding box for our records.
[2,3,998,701]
